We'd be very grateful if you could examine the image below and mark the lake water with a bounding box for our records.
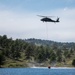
[0,67,75,75]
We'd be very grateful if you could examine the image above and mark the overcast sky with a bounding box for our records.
[0,0,75,42]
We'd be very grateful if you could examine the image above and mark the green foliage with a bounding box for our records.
[50,50,56,62]
[72,59,75,67]
[56,49,63,62]
[35,46,46,62]
[25,44,34,59]
[0,35,75,67]
[0,50,5,66]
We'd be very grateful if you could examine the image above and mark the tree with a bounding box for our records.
[57,55,62,62]
[72,59,75,67]
[51,43,58,50]
[1,35,7,48]
[64,50,71,58]
[70,48,73,54]
[0,50,5,67]
[10,40,21,60]
[45,46,50,59]
[35,46,47,62]
[56,49,62,62]
[49,50,56,62]
[25,44,34,59]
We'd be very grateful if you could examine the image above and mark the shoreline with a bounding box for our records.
[31,66,75,69]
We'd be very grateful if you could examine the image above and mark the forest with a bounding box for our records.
[0,35,75,67]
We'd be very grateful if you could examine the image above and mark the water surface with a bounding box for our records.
[0,68,75,75]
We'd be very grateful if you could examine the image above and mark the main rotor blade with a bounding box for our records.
[37,15,55,17]
[37,15,46,17]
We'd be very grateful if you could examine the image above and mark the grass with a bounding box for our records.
[2,58,28,68]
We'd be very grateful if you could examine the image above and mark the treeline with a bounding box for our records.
[0,35,75,67]
[25,38,75,48]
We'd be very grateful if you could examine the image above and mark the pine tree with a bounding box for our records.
[72,59,75,67]
[0,50,5,67]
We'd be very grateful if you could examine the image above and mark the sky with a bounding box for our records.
[0,0,75,42]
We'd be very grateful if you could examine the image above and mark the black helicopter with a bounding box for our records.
[38,15,60,23]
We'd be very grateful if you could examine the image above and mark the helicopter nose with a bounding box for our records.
[41,19,44,22]
[41,19,43,21]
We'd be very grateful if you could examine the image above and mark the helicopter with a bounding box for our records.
[37,15,60,23]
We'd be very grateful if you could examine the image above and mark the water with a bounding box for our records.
[0,68,75,75]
